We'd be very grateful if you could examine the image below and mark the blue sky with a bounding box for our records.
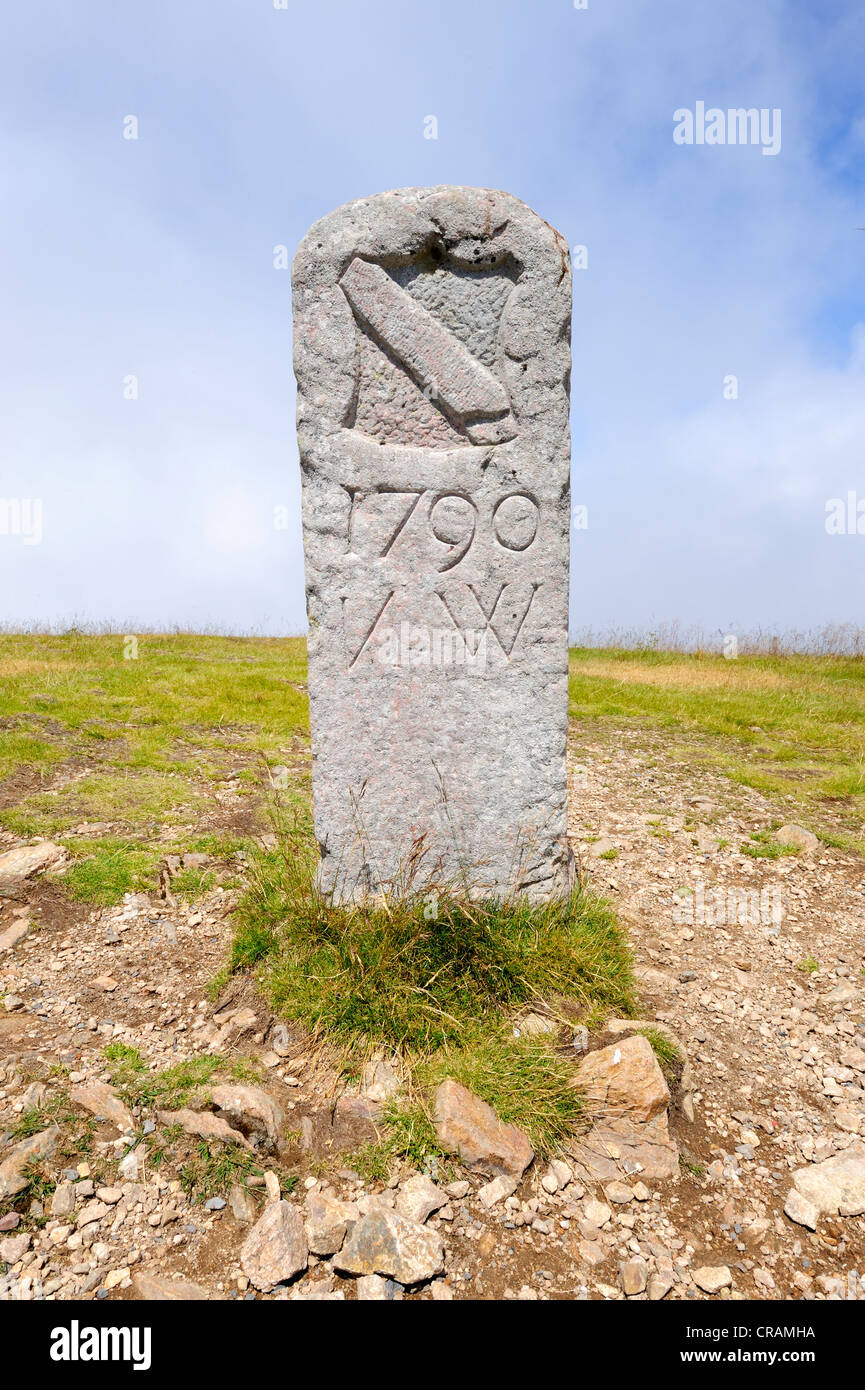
[1,0,863,640]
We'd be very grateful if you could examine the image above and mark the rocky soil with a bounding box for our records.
[1,727,864,1301]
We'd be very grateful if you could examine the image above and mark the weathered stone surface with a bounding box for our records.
[50,1180,76,1217]
[0,917,31,953]
[241,1201,308,1290]
[0,1126,60,1199]
[477,1173,519,1209]
[0,841,66,890]
[132,1273,208,1301]
[358,1055,401,1105]
[210,1084,284,1143]
[293,186,572,900]
[576,1034,669,1121]
[76,1200,112,1228]
[784,1187,820,1230]
[569,1034,678,1181]
[693,1265,732,1294]
[229,1183,258,1224]
[433,1078,533,1175]
[157,1108,251,1148]
[774,823,819,853]
[395,1174,448,1223]
[0,1232,30,1263]
[305,1191,359,1255]
[335,1206,444,1285]
[356,1273,389,1300]
[789,1146,865,1218]
[620,1256,649,1295]
[71,1081,135,1134]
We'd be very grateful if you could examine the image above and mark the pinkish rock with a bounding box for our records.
[433,1079,533,1176]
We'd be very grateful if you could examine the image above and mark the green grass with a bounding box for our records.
[796,956,820,974]
[236,853,635,1054]
[569,647,865,853]
[223,828,634,1160]
[63,839,162,904]
[103,1047,222,1110]
[740,830,799,861]
[177,1141,263,1203]
[0,633,310,898]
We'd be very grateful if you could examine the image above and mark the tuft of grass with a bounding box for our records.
[424,1033,584,1157]
[102,1042,147,1089]
[239,862,634,1054]
[347,1101,449,1183]
[741,831,798,861]
[222,825,635,1164]
[170,866,217,900]
[178,1141,262,1202]
[64,839,160,905]
[797,956,820,974]
[104,1051,222,1110]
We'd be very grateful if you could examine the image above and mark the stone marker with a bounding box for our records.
[293,186,572,900]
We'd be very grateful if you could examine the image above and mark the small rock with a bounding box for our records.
[0,1232,30,1263]
[445,1180,471,1200]
[358,1056,402,1104]
[774,824,819,853]
[335,1207,445,1285]
[0,1126,60,1200]
[0,918,31,953]
[119,1147,144,1181]
[96,1187,123,1205]
[50,1181,76,1217]
[0,841,66,889]
[395,1174,448,1224]
[241,1201,308,1291]
[356,1273,389,1300]
[77,1201,111,1228]
[432,1079,533,1176]
[229,1184,258,1224]
[788,1146,865,1218]
[604,1181,633,1204]
[210,1084,284,1144]
[579,1240,607,1268]
[825,982,858,1005]
[157,1108,251,1148]
[583,1198,612,1227]
[71,1081,135,1134]
[693,1265,732,1294]
[477,1174,519,1209]
[305,1191,359,1255]
[647,1272,674,1301]
[620,1256,648,1295]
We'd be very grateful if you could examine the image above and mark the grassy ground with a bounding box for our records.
[0,632,309,900]
[228,821,636,1158]
[569,647,865,853]
[3,632,863,1165]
